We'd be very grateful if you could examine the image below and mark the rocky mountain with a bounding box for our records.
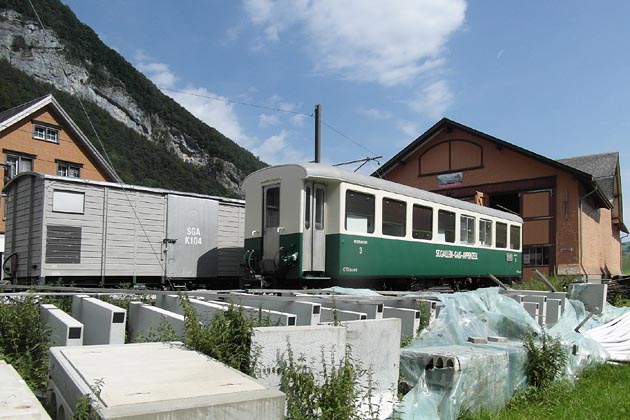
[0,0,265,197]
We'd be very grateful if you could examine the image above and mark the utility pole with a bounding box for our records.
[314,104,321,163]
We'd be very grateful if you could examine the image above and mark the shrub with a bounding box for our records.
[523,331,567,389]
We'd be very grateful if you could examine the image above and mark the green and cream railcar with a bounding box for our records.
[243,163,522,287]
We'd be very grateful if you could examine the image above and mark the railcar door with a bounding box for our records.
[262,185,281,272]
[303,182,326,273]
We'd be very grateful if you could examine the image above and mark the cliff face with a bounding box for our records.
[0,8,257,196]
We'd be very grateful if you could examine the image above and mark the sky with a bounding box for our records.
[62,0,630,234]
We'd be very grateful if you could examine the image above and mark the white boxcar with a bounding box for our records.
[3,173,245,287]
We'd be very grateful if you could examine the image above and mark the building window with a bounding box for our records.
[412,205,433,240]
[437,210,456,243]
[345,190,374,234]
[479,219,492,246]
[382,197,406,237]
[56,161,81,178]
[523,246,550,266]
[33,122,59,143]
[5,153,33,179]
[460,215,476,245]
[496,222,507,248]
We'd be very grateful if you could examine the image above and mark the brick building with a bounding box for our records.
[0,94,118,273]
[375,118,625,281]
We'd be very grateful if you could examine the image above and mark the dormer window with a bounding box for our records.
[32,121,60,143]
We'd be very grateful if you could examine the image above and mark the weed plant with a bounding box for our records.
[276,343,369,420]
[133,318,179,343]
[179,293,255,375]
[0,295,50,394]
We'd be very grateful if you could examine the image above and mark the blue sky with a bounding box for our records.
[62,0,630,233]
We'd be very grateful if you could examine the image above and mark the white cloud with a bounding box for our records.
[408,80,454,120]
[252,130,309,164]
[167,86,253,147]
[259,113,279,127]
[136,62,178,88]
[360,108,393,121]
[397,120,419,137]
[291,114,306,128]
[244,0,466,86]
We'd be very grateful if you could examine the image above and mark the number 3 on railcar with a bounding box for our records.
[243,163,522,289]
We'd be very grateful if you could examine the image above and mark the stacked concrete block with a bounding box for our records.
[156,294,297,326]
[383,306,421,338]
[501,290,568,326]
[222,293,321,325]
[48,342,285,420]
[0,361,51,419]
[569,283,608,314]
[253,324,347,388]
[320,307,367,322]
[343,318,401,419]
[40,303,83,346]
[71,295,126,345]
[127,302,185,342]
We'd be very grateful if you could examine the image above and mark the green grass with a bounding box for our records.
[459,363,630,420]
[511,276,572,291]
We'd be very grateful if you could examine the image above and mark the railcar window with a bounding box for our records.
[496,222,507,248]
[437,210,456,243]
[460,215,476,245]
[412,205,433,240]
[265,187,280,228]
[510,225,521,250]
[305,187,311,230]
[315,188,324,230]
[345,190,375,234]
[382,198,406,237]
[479,219,492,246]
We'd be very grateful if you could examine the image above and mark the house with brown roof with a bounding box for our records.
[375,118,625,281]
[0,94,119,273]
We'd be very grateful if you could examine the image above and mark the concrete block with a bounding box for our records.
[156,294,297,326]
[223,293,321,326]
[252,325,347,388]
[127,302,185,342]
[208,299,297,326]
[545,299,562,325]
[569,283,607,314]
[383,306,421,339]
[48,342,285,419]
[488,336,508,343]
[319,307,367,322]
[71,295,126,345]
[343,318,400,418]
[522,295,547,326]
[468,336,488,344]
[522,301,540,324]
[40,303,83,347]
[0,360,51,419]
[321,300,384,319]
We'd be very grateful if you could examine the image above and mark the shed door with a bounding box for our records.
[303,182,326,272]
[262,185,281,271]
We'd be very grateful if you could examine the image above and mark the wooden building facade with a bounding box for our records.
[375,118,626,281]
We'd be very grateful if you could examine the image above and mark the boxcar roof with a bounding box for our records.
[4,172,244,206]
[247,163,522,223]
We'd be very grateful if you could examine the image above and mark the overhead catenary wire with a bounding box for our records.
[158,86,381,163]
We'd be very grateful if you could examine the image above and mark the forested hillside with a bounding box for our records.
[0,0,266,197]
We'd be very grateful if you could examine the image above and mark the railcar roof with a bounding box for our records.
[247,163,522,223]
